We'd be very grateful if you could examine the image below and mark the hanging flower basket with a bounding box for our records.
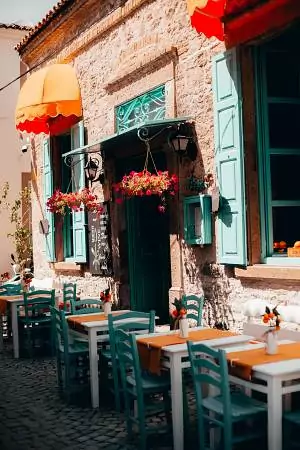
[47,188,103,216]
[113,170,179,213]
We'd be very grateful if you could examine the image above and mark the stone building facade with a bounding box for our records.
[16,0,300,330]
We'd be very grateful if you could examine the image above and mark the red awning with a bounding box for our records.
[187,0,225,41]
[187,0,300,46]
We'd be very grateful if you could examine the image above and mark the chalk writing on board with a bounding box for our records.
[88,203,113,275]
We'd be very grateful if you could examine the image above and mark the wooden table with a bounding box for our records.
[67,310,132,408]
[226,340,300,450]
[0,294,25,358]
[136,328,253,450]
[0,292,60,358]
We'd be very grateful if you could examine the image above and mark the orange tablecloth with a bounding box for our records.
[67,311,123,332]
[138,328,237,375]
[227,342,300,380]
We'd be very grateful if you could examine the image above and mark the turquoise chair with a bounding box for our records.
[19,289,55,357]
[62,282,76,312]
[182,294,204,326]
[187,342,267,450]
[50,306,90,401]
[102,310,155,412]
[115,329,171,450]
[70,298,102,315]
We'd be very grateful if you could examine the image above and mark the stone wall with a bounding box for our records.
[21,0,300,329]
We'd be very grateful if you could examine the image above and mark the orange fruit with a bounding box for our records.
[294,241,300,248]
[273,242,280,249]
[279,241,287,249]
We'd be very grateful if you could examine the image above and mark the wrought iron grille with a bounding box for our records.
[115,85,166,133]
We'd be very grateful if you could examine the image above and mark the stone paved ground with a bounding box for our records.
[0,341,199,450]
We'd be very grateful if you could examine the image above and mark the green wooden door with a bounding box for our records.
[117,153,171,323]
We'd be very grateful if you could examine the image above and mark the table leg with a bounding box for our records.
[11,303,19,359]
[88,328,99,408]
[170,354,184,450]
[268,377,282,450]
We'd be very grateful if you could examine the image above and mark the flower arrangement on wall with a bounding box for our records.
[47,188,103,216]
[187,173,214,193]
[113,170,179,213]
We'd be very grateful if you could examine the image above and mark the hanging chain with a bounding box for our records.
[142,139,159,175]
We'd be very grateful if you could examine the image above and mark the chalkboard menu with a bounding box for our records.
[88,202,113,276]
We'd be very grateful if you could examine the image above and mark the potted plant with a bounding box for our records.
[47,188,103,215]
[113,170,178,213]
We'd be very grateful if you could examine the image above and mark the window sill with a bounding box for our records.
[235,265,300,281]
[51,262,83,274]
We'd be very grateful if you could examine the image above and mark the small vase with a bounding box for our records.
[266,330,278,355]
[103,302,112,316]
[179,316,189,338]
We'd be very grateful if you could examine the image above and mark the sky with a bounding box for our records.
[0,0,58,26]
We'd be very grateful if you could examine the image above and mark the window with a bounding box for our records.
[256,31,300,263]
[115,85,166,132]
[213,29,300,268]
[43,121,87,264]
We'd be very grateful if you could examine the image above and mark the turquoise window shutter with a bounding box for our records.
[212,49,247,265]
[71,121,87,263]
[43,139,55,262]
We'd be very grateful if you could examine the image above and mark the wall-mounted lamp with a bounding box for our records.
[169,133,190,156]
[168,125,197,161]
[84,157,105,184]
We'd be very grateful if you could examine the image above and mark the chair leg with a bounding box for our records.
[137,394,147,450]
[182,381,190,437]
[112,363,121,412]
[163,390,172,426]
[123,392,133,440]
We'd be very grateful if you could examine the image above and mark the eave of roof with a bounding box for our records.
[15,0,75,53]
[0,23,32,31]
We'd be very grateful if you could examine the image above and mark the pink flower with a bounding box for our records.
[158,205,165,213]
[146,190,152,196]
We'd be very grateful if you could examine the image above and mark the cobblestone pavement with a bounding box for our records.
[0,342,198,450]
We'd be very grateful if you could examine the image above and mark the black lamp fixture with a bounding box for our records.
[169,133,190,156]
[168,124,196,161]
[84,156,105,184]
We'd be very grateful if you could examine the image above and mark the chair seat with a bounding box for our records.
[203,392,267,420]
[19,316,51,325]
[127,373,170,391]
[59,341,89,354]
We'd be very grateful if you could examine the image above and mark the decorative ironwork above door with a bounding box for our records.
[115,85,166,133]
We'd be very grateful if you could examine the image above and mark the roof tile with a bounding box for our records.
[15,0,75,53]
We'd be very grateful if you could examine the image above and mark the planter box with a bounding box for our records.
[287,247,300,257]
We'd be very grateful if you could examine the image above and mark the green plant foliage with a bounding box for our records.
[0,183,32,267]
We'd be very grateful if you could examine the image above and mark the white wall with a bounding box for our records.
[0,27,31,275]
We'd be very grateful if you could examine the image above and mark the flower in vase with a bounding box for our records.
[262,306,281,331]
[100,288,111,303]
